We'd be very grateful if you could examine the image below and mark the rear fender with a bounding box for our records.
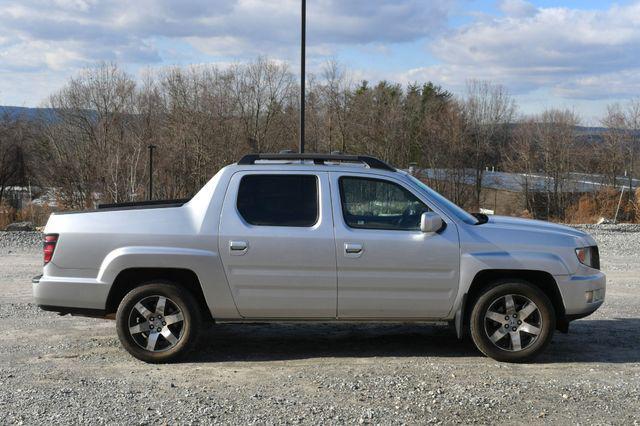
[98,246,240,318]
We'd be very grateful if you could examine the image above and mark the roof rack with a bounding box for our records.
[237,153,395,172]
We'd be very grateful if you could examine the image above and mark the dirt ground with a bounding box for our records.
[0,237,639,425]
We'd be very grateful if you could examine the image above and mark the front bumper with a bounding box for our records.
[555,271,606,317]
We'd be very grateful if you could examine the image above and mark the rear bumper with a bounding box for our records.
[556,271,606,318]
[32,274,109,311]
[38,304,106,317]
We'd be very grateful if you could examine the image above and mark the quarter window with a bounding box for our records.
[237,174,318,227]
[339,177,429,231]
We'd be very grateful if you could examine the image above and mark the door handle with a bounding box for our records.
[229,240,248,255]
[344,243,363,257]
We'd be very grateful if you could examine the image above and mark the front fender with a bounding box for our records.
[458,250,570,297]
[98,246,240,318]
[451,250,570,338]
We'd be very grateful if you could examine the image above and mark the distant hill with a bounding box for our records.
[574,125,608,135]
[0,106,58,122]
[0,106,632,141]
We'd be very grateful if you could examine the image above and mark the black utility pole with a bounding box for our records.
[299,0,306,153]
[148,144,156,200]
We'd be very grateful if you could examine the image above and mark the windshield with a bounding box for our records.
[407,175,479,225]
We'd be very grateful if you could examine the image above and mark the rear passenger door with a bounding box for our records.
[218,171,337,318]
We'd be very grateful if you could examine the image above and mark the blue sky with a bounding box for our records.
[1,0,639,123]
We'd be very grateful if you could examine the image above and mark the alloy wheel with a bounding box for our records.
[127,295,185,352]
[483,294,542,352]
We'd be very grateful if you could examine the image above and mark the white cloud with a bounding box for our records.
[497,0,538,18]
[0,0,454,104]
[0,69,69,106]
[2,0,640,113]
[185,36,254,58]
[0,0,452,63]
[554,69,640,100]
[419,1,640,99]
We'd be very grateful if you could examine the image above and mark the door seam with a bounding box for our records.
[327,172,340,319]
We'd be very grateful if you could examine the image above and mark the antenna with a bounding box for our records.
[299,0,306,153]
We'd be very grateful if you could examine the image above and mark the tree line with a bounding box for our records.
[1,59,639,222]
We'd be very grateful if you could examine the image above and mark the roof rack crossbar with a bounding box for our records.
[237,153,395,171]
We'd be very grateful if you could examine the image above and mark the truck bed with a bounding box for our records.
[53,198,191,215]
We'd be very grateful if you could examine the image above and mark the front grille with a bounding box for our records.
[591,245,600,270]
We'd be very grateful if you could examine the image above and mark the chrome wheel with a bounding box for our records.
[484,294,542,352]
[127,295,185,352]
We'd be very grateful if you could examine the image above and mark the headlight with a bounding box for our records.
[575,246,600,270]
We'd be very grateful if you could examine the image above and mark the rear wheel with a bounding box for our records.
[469,280,555,362]
[116,282,202,363]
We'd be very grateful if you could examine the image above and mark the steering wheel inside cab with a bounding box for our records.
[397,205,424,228]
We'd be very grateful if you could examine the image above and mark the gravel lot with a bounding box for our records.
[1,227,639,425]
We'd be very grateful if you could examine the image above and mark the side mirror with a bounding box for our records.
[420,212,443,233]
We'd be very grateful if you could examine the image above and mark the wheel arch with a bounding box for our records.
[106,267,213,322]
[457,269,565,338]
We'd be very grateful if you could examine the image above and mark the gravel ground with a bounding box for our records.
[0,231,41,253]
[0,227,639,425]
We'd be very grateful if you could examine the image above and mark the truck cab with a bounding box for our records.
[33,153,606,363]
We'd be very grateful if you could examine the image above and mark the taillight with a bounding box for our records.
[44,234,58,264]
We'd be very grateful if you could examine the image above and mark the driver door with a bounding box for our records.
[330,173,460,318]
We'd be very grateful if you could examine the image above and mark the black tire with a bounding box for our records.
[116,282,202,363]
[469,280,555,362]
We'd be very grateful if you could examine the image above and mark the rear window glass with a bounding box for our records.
[237,175,318,227]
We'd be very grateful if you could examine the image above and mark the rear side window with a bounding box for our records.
[339,176,429,231]
[237,174,318,227]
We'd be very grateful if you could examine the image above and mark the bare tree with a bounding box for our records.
[504,119,539,214]
[537,109,580,219]
[601,99,640,220]
[46,63,140,206]
[0,116,20,205]
[464,80,516,209]
[8,58,637,224]
[234,57,295,153]
[601,105,627,186]
[623,99,640,204]
[321,61,351,153]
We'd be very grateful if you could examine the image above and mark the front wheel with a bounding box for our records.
[469,280,555,362]
[116,282,202,363]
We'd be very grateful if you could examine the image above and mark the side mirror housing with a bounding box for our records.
[420,212,443,233]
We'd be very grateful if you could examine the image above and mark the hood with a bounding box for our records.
[486,215,592,241]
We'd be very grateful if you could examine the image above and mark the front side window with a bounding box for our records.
[339,177,430,231]
[237,174,318,227]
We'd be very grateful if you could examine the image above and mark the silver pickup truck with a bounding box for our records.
[32,153,605,363]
